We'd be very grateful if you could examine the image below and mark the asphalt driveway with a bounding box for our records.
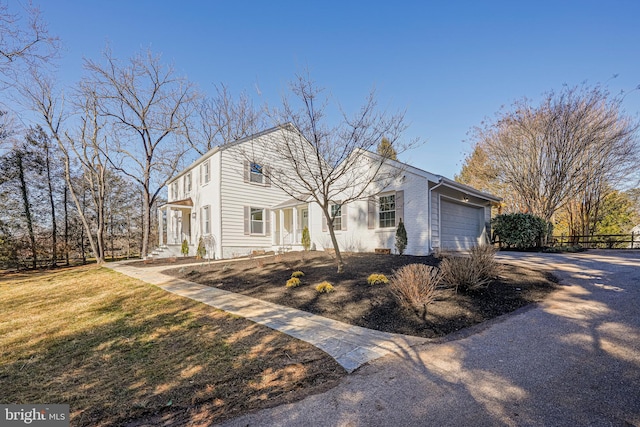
[220,250,640,427]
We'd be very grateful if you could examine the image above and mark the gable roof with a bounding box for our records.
[169,123,301,183]
[357,149,501,203]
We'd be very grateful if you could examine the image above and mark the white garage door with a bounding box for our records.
[440,200,483,250]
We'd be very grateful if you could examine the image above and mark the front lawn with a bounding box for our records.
[165,251,558,338]
[0,266,344,426]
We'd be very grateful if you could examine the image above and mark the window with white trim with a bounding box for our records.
[184,173,192,195]
[202,160,210,184]
[171,182,178,200]
[202,205,211,235]
[379,194,396,228]
[250,162,263,184]
[251,208,264,234]
[331,204,342,230]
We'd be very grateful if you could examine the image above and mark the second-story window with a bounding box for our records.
[202,160,210,184]
[250,163,263,184]
[184,173,192,195]
[171,182,178,200]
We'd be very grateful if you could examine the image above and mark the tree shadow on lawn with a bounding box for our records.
[1,268,344,427]
[164,251,559,339]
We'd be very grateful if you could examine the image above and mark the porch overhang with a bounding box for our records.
[272,194,312,210]
[160,198,194,211]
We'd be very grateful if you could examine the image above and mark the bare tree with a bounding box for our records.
[185,83,264,155]
[84,48,199,257]
[469,85,639,222]
[21,70,109,264]
[0,1,58,86]
[256,73,414,272]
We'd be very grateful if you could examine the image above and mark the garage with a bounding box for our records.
[440,199,484,250]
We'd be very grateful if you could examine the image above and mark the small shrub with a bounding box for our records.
[291,271,305,278]
[395,219,407,255]
[301,226,311,251]
[315,281,334,293]
[440,245,501,292]
[196,237,206,259]
[286,277,301,288]
[390,264,442,320]
[367,273,389,286]
[181,239,189,257]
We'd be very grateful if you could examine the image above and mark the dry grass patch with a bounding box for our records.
[0,266,344,427]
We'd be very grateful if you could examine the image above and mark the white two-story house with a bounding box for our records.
[157,124,500,259]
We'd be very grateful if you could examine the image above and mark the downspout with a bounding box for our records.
[216,153,223,259]
[428,177,445,253]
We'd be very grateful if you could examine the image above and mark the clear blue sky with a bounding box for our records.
[31,0,640,179]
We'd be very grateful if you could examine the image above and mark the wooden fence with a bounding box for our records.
[551,233,640,249]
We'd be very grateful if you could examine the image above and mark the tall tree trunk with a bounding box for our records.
[16,152,37,269]
[142,189,151,257]
[43,140,57,267]
[64,185,69,266]
[80,190,87,265]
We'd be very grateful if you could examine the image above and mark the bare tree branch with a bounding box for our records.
[244,72,416,272]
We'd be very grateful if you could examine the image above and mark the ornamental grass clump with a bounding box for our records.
[315,281,334,293]
[440,245,501,293]
[291,271,305,278]
[285,277,301,288]
[367,273,389,286]
[390,264,442,320]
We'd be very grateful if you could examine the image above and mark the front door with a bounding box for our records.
[301,209,309,230]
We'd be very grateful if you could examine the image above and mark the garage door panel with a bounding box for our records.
[440,200,483,251]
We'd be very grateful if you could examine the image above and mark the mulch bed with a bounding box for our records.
[161,251,558,339]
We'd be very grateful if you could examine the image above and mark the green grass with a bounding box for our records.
[0,266,343,426]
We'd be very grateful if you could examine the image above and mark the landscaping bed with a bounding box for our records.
[164,251,558,339]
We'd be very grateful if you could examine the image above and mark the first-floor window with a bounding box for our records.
[331,204,342,230]
[251,208,264,234]
[379,194,396,228]
[202,205,211,234]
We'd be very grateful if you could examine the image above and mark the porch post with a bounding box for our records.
[158,208,164,246]
[279,210,285,246]
[271,210,277,247]
[292,207,299,244]
[167,208,174,245]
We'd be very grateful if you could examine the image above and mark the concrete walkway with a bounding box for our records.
[219,251,640,426]
[107,260,428,373]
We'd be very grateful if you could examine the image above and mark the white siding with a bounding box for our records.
[431,190,440,250]
[219,130,295,258]
[310,163,433,255]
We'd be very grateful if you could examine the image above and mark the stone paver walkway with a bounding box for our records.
[107,261,428,373]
